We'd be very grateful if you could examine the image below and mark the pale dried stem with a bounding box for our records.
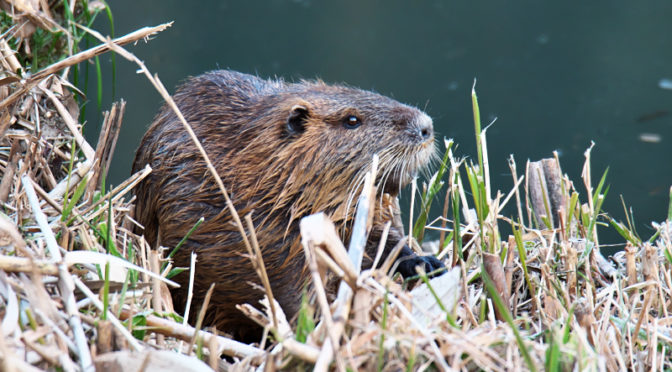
[182,252,197,325]
[508,154,525,226]
[315,247,346,281]
[46,158,93,200]
[303,240,346,372]
[21,175,94,371]
[117,308,263,360]
[187,283,215,355]
[0,254,58,275]
[0,23,173,111]
[87,100,125,199]
[282,338,320,363]
[370,220,391,271]
[244,214,279,332]
[29,178,63,213]
[149,250,165,346]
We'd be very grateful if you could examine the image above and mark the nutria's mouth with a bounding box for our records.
[377,140,435,197]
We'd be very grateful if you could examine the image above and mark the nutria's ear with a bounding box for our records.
[287,104,310,135]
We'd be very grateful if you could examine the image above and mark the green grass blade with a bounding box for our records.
[116,269,131,318]
[418,270,458,328]
[413,139,453,242]
[452,180,462,261]
[566,192,579,234]
[607,216,641,246]
[101,261,110,320]
[61,174,88,222]
[105,190,120,256]
[512,221,534,301]
[591,167,609,203]
[471,81,484,181]
[587,179,609,242]
[95,55,102,110]
[295,291,315,343]
[481,267,537,372]
[545,329,560,372]
[162,217,205,272]
[165,267,188,280]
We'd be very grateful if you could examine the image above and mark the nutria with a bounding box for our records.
[132,70,444,342]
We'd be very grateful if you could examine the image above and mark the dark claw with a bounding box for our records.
[395,245,446,278]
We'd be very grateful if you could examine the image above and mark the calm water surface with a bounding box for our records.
[83,1,672,246]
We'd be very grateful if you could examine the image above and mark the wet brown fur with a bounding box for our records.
[132,70,435,342]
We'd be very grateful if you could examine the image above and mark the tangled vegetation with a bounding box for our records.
[0,1,670,371]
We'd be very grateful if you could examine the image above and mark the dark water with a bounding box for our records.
[83,0,672,245]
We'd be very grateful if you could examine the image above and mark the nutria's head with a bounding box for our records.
[216,79,438,227]
[275,83,436,197]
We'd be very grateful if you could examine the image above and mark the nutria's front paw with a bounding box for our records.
[395,246,446,278]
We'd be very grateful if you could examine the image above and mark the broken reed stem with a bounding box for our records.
[117,308,264,359]
[508,154,525,226]
[187,283,215,356]
[0,255,59,275]
[303,240,346,372]
[87,100,125,199]
[76,23,257,273]
[21,175,94,372]
[633,288,653,347]
[149,251,165,346]
[282,339,320,363]
[183,252,197,325]
[244,214,279,333]
[370,220,391,271]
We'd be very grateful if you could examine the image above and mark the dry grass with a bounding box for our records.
[1,1,671,371]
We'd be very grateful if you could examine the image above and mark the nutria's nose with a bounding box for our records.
[416,113,434,141]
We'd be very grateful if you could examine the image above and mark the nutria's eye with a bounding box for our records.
[343,115,361,129]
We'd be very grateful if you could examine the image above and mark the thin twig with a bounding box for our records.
[244,214,279,333]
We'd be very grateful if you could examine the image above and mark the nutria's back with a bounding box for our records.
[133,69,442,342]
